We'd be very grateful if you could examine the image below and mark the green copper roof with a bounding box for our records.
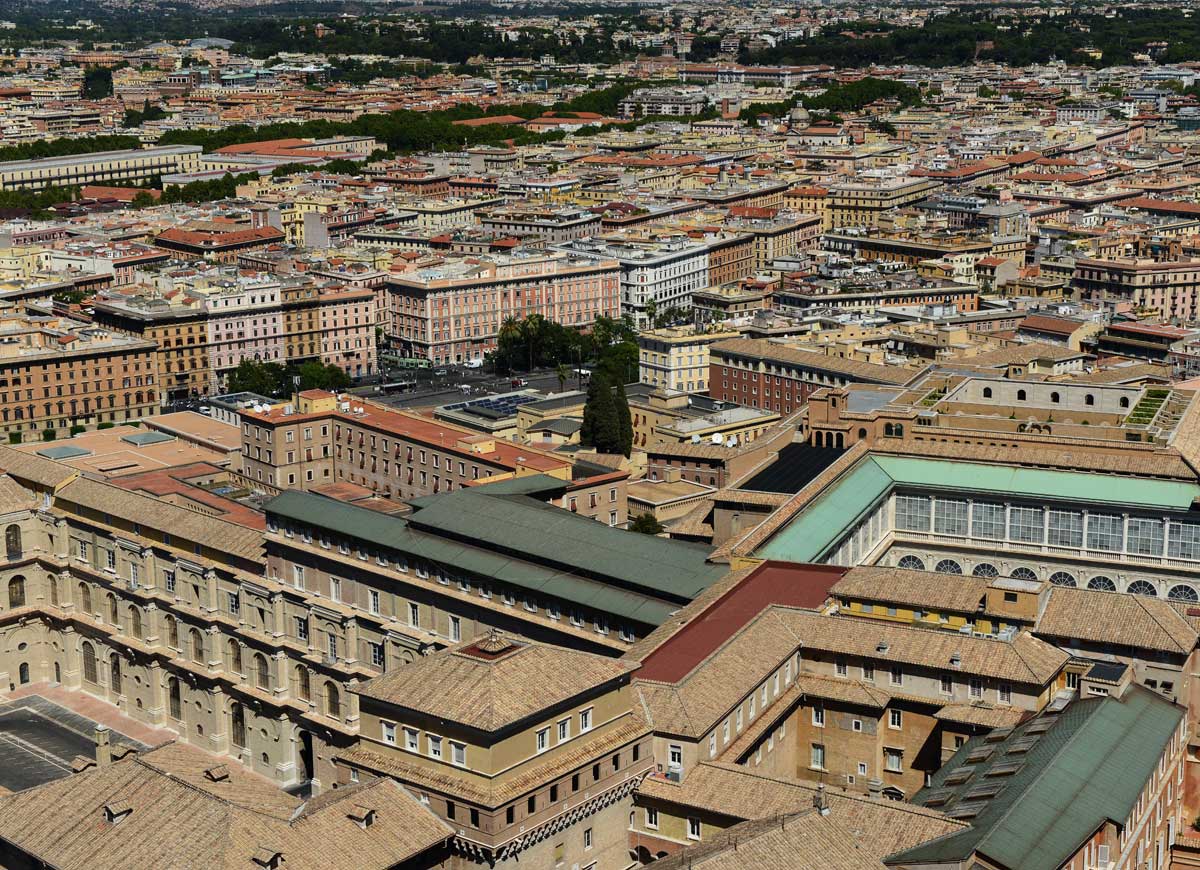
[756,454,1200,563]
[888,686,1183,870]
[264,488,724,627]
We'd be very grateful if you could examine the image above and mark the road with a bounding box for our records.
[358,366,590,410]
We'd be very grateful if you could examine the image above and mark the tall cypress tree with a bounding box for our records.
[581,373,623,454]
[613,381,632,457]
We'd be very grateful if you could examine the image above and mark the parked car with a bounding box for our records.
[434,368,448,376]
[510,378,528,388]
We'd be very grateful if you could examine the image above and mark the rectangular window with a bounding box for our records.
[969,677,983,699]
[428,735,442,759]
[409,603,419,627]
[862,663,874,681]
[451,741,466,767]
[1009,506,1044,543]
[558,718,570,741]
[404,727,418,751]
[885,748,903,772]
[646,808,659,829]
[894,494,931,532]
[933,498,969,536]
[971,501,1006,539]
[1128,517,1164,556]
[584,828,593,850]
[1047,509,1083,548]
[687,818,701,840]
[1087,513,1124,552]
[835,659,847,677]
[163,570,175,593]
[999,683,1012,704]
[811,743,825,770]
[1169,522,1200,560]
[368,589,380,615]
[369,642,385,668]
[889,709,902,729]
[295,617,309,641]
[580,708,592,732]
[812,704,825,726]
[327,634,338,660]
[105,550,116,571]
[940,674,952,694]
[890,666,903,686]
[449,615,461,642]
[292,565,305,590]
[382,721,396,745]
[537,728,549,752]
[227,592,240,615]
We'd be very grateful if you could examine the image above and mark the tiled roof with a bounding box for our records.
[710,338,919,385]
[353,634,637,730]
[0,743,452,870]
[1036,585,1197,655]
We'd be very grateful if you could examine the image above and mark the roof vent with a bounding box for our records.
[876,641,889,653]
[205,764,231,782]
[950,653,962,668]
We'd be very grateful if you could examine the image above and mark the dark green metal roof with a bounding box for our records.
[264,488,723,626]
[888,685,1183,870]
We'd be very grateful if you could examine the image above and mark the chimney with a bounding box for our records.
[813,783,831,816]
[94,725,112,767]
[867,778,883,798]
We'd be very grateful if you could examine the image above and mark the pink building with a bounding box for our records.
[385,250,621,365]
[204,279,285,385]
[318,286,375,377]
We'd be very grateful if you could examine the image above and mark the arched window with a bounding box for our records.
[1048,571,1076,587]
[5,524,21,560]
[77,582,92,614]
[190,628,205,663]
[227,639,243,674]
[8,575,25,608]
[325,682,341,718]
[894,424,904,437]
[857,428,867,440]
[110,654,122,695]
[883,423,895,437]
[128,607,142,640]
[982,387,992,398]
[1087,576,1116,592]
[255,653,271,691]
[168,677,181,720]
[49,576,58,607]
[897,555,925,571]
[295,665,311,701]
[1127,580,1157,597]
[1119,396,1130,409]
[1050,392,1060,404]
[972,563,999,578]
[1168,584,1199,602]
[1016,390,1027,401]
[81,641,97,684]
[1010,567,1038,581]
[1085,394,1095,406]
[165,615,178,649]
[107,593,119,625]
[18,662,29,684]
[935,559,963,575]
[230,702,246,748]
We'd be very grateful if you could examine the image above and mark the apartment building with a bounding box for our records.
[1073,256,1200,320]
[477,205,602,243]
[237,390,578,498]
[384,250,620,366]
[827,178,943,229]
[638,325,741,393]
[708,337,916,416]
[92,295,212,403]
[204,278,286,383]
[0,313,159,440]
[339,632,653,869]
[618,87,708,118]
[0,145,203,191]
[555,235,710,328]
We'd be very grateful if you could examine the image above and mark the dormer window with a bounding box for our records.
[348,806,376,830]
[103,800,133,824]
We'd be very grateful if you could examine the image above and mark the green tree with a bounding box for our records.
[226,359,287,396]
[556,362,570,393]
[613,381,632,457]
[498,316,522,374]
[628,513,664,535]
[580,373,622,454]
[293,361,351,391]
